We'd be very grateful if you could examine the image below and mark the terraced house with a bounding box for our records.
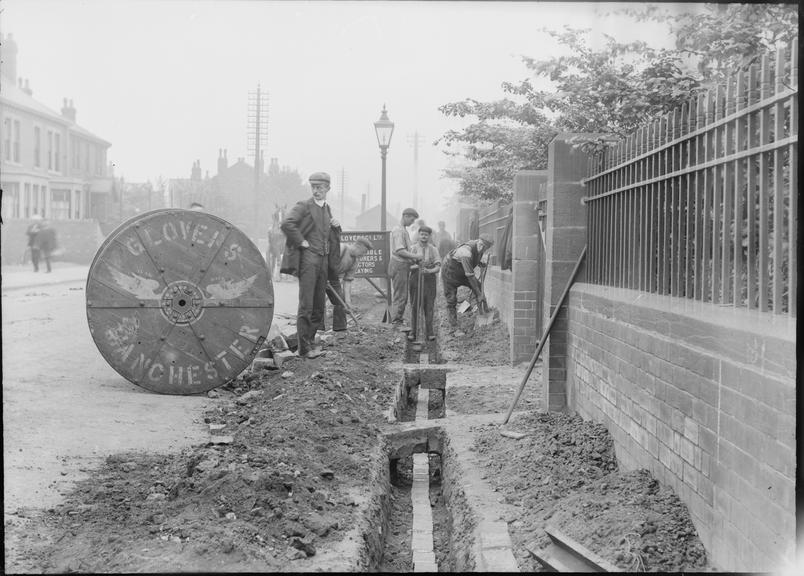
[1,33,113,264]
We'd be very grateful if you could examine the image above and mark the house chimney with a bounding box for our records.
[23,78,32,96]
[361,193,366,213]
[269,157,279,177]
[61,98,76,121]
[3,34,18,84]
[217,148,228,174]
[191,159,201,180]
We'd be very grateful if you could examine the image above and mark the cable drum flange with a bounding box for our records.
[85,209,274,394]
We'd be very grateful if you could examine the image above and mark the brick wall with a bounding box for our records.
[483,267,513,360]
[567,283,796,572]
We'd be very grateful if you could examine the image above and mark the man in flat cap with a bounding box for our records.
[441,233,494,336]
[324,237,374,330]
[388,207,422,329]
[281,172,341,358]
[408,225,441,342]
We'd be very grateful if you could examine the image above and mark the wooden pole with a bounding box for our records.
[503,246,587,425]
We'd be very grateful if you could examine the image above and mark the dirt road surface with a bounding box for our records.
[2,272,298,515]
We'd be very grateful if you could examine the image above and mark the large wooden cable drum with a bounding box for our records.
[86,209,274,394]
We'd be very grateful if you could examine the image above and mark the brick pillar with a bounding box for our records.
[511,170,547,364]
[542,134,589,412]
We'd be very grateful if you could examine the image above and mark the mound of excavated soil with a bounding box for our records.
[473,412,710,572]
[6,296,402,573]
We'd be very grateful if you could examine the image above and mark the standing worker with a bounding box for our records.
[441,233,494,336]
[388,208,422,330]
[408,226,441,342]
[433,220,455,257]
[36,219,58,273]
[281,172,341,359]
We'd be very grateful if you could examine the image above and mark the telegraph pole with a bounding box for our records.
[407,131,425,210]
[247,84,269,237]
[339,167,347,222]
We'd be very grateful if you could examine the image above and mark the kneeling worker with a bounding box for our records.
[441,233,494,336]
[326,237,374,330]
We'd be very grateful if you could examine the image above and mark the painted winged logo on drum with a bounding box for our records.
[108,267,161,299]
[204,274,258,300]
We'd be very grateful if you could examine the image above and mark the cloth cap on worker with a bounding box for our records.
[479,232,494,246]
[356,238,374,250]
[418,225,433,235]
[309,172,331,184]
[402,207,419,217]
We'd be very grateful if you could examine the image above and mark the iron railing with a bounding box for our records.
[583,40,798,317]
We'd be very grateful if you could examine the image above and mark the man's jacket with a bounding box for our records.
[279,199,340,276]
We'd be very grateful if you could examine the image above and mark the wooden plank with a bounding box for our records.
[733,69,747,306]
[747,63,759,309]
[789,38,798,317]
[545,526,620,572]
[758,53,771,312]
[721,76,735,305]
[773,46,785,313]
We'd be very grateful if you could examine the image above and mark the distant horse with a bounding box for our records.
[267,227,285,280]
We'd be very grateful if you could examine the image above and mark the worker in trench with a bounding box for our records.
[440,233,494,337]
[408,225,441,342]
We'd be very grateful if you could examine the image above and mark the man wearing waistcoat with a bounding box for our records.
[441,233,494,336]
[281,172,341,359]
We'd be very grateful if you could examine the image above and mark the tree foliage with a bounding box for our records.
[439,3,798,204]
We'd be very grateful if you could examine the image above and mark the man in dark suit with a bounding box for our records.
[281,172,341,359]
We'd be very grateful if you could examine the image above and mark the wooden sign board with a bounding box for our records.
[340,231,390,278]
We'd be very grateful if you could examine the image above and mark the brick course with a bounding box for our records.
[567,283,796,572]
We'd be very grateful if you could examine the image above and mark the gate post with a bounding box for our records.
[511,170,547,364]
[542,134,590,412]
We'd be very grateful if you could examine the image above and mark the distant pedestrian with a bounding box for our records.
[433,220,455,257]
[25,214,43,272]
[35,219,58,273]
[388,207,422,330]
[408,226,441,342]
[281,172,341,359]
[441,233,494,336]
[325,237,374,330]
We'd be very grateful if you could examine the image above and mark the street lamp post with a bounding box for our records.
[373,105,394,231]
[374,105,395,322]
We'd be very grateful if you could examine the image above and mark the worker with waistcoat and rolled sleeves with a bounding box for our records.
[388,207,422,330]
[281,172,341,359]
[441,233,494,336]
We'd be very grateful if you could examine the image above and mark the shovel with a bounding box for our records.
[474,264,497,328]
[411,266,425,352]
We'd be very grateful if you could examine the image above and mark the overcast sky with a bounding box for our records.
[2,0,680,223]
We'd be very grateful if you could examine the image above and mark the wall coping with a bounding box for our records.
[571,283,796,343]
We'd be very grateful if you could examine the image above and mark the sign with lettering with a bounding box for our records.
[86,209,274,395]
[340,231,390,278]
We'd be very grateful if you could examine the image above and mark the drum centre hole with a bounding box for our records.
[179,299,187,306]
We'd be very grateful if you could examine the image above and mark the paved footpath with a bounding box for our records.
[1,263,89,291]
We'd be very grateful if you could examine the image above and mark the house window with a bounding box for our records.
[54,133,61,172]
[12,119,20,163]
[95,146,103,175]
[33,184,40,215]
[3,118,10,161]
[75,189,82,219]
[47,130,54,170]
[71,136,79,169]
[51,189,71,220]
[84,141,89,171]
[34,126,41,168]
[24,183,31,218]
[1,182,20,219]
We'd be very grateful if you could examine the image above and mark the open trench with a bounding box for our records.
[350,322,489,573]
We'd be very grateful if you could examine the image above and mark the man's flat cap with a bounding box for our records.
[309,172,331,184]
[418,225,433,235]
[479,232,494,245]
[402,207,419,217]
[355,237,374,250]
